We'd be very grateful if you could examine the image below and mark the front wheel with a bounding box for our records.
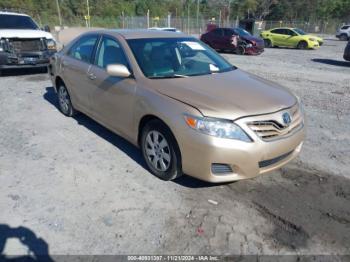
[297,41,308,50]
[141,120,183,181]
[57,84,77,117]
[236,45,245,55]
[340,34,349,41]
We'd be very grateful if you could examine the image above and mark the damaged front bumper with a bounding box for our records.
[0,50,56,69]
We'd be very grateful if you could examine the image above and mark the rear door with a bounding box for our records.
[61,34,99,112]
[88,35,137,138]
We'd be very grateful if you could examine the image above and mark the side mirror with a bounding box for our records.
[107,64,131,78]
[43,25,51,32]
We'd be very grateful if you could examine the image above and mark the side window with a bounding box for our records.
[271,29,285,35]
[285,29,296,36]
[68,35,98,63]
[95,37,128,69]
[341,26,349,30]
[223,29,233,37]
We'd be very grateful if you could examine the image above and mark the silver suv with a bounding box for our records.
[336,25,350,41]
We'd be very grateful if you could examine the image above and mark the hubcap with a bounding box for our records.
[145,131,171,172]
[58,86,69,114]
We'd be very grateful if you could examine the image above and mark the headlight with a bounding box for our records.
[184,114,252,142]
[246,44,253,48]
[46,39,56,50]
[0,39,5,52]
[309,38,316,41]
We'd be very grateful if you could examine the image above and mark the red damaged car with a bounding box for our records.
[200,27,264,55]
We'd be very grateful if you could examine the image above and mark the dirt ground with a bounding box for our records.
[0,39,349,257]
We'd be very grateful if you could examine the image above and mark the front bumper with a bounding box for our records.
[245,46,264,55]
[0,50,56,69]
[178,109,305,183]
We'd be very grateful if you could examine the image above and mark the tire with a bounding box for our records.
[57,83,77,117]
[340,34,349,41]
[141,119,183,181]
[236,45,245,55]
[297,41,308,50]
[264,39,272,48]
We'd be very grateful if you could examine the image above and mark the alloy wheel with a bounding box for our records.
[58,86,70,114]
[144,130,171,172]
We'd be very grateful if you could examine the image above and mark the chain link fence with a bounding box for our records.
[42,14,348,36]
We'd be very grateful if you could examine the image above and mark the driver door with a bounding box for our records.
[88,36,137,139]
[284,29,299,47]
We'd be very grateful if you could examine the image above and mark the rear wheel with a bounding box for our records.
[264,39,272,48]
[340,34,349,41]
[57,84,77,117]
[297,41,308,50]
[141,120,183,181]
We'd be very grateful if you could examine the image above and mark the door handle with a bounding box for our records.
[88,73,96,80]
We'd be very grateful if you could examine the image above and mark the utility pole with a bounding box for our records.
[187,4,190,34]
[55,0,62,27]
[196,0,199,34]
[86,0,90,27]
[147,9,150,28]
[227,0,231,27]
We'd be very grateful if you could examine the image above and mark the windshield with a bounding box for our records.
[234,28,251,36]
[293,28,306,35]
[0,14,38,30]
[127,37,236,78]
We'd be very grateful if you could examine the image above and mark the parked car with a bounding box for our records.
[200,27,264,55]
[149,27,181,33]
[49,30,305,183]
[344,41,350,61]
[0,11,57,75]
[336,25,350,41]
[261,28,323,49]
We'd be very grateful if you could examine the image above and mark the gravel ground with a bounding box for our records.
[0,39,349,257]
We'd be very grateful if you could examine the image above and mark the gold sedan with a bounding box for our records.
[49,30,305,183]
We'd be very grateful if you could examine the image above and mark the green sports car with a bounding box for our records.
[261,28,324,49]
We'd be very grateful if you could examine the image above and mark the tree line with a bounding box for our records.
[0,0,349,25]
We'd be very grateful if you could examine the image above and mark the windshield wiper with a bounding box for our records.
[149,74,188,79]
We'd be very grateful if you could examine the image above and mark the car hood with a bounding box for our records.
[149,69,297,120]
[0,29,54,39]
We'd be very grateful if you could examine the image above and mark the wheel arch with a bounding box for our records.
[55,76,65,92]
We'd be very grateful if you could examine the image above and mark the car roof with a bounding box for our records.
[0,11,29,17]
[91,29,189,39]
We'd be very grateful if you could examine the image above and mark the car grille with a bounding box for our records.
[248,104,303,142]
[8,38,45,52]
[259,151,293,168]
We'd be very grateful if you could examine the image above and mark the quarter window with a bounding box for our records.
[68,35,98,63]
[95,37,128,69]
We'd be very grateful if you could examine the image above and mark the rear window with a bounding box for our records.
[0,14,38,30]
